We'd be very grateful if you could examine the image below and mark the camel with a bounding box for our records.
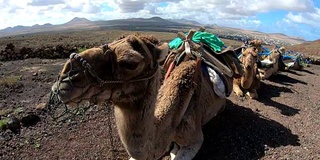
[281,49,304,71]
[247,39,262,53]
[51,31,242,160]
[233,46,261,99]
[258,46,285,79]
[284,56,303,70]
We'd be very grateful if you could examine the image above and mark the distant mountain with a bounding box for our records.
[65,17,92,25]
[1,25,27,33]
[32,23,54,29]
[0,23,56,37]
[0,17,97,37]
[169,18,201,25]
[287,39,320,56]
[93,16,195,30]
[0,16,308,45]
[0,17,195,37]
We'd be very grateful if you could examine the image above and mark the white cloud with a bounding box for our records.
[63,1,101,13]
[272,18,320,40]
[286,8,320,27]
[0,0,319,40]
[0,0,108,29]
[153,0,314,20]
[0,0,316,28]
[0,0,30,12]
[106,0,180,12]
[226,0,314,13]
[112,0,146,12]
[28,0,64,6]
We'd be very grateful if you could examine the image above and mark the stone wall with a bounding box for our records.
[0,43,95,61]
[1,43,319,65]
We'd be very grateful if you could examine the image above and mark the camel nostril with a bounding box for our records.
[246,65,252,70]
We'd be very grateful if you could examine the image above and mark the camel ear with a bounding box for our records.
[156,42,169,62]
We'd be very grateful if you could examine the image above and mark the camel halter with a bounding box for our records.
[69,36,158,86]
[47,36,158,120]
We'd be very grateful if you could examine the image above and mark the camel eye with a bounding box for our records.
[118,61,139,70]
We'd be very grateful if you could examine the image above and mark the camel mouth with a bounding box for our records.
[48,82,101,120]
[245,65,252,70]
[51,81,74,104]
[51,76,113,108]
[51,79,92,105]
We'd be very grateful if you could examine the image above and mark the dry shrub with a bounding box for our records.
[0,75,22,87]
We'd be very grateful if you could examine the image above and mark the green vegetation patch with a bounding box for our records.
[77,47,87,53]
[0,75,22,86]
[0,118,9,131]
[0,108,13,116]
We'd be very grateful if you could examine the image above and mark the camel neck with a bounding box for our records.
[241,67,256,89]
[112,70,161,159]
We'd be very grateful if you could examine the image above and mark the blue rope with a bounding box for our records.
[258,52,271,56]
[283,55,296,61]
[261,45,270,53]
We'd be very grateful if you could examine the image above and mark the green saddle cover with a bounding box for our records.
[169,31,225,52]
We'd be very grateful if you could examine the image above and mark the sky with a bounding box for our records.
[0,0,319,41]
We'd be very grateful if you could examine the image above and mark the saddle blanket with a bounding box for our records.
[207,66,226,98]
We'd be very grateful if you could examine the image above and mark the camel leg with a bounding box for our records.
[258,69,266,80]
[233,83,244,97]
[173,130,204,160]
[170,143,180,159]
[259,73,265,80]
[246,89,258,99]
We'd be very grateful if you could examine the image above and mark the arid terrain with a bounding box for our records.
[0,30,319,160]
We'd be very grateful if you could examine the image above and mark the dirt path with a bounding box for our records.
[0,58,319,160]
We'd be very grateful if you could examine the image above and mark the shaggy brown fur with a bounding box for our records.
[51,33,236,160]
[233,47,261,99]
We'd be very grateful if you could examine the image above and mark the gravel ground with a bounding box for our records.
[0,58,319,160]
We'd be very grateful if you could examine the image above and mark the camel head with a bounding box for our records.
[241,47,258,71]
[248,39,262,53]
[51,34,168,106]
[258,46,284,79]
[267,46,284,69]
[240,47,259,89]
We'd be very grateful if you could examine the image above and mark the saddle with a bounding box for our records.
[163,28,243,97]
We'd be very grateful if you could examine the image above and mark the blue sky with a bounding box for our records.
[0,0,319,41]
